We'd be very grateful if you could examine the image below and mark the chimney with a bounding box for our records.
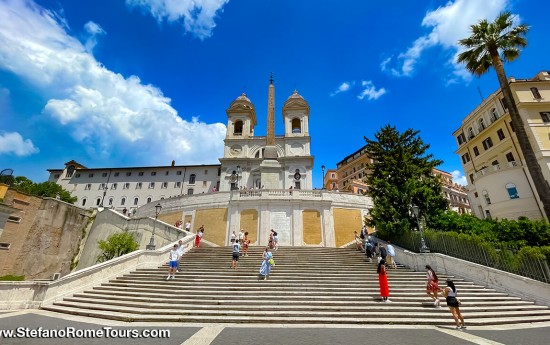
[171,160,175,167]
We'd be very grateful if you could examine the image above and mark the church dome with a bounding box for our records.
[283,90,309,110]
[287,90,304,100]
[236,93,251,103]
[228,93,255,111]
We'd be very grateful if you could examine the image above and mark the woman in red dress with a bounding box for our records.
[378,259,390,302]
[194,226,204,248]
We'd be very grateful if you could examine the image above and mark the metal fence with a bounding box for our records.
[384,230,550,284]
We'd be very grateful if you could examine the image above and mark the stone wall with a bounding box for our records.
[333,208,362,247]
[0,190,92,280]
[194,208,228,246]
[303,210,322,245]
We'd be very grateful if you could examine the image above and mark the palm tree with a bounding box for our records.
[457,12,550,221]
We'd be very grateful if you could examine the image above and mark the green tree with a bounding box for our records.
[97,232,139,263]
[11,176,76,203]
[364,125,448,238]
[457,12,550,220]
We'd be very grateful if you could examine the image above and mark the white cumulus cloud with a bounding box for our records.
[451,170,467,186]
[126,0,229,39]
[0,0,225,165]
[330,81,353,96]
[357,81,387,101]
[384,0,509,80]
[0,131,39,156]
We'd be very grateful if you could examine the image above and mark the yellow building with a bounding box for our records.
[433,168,471,215]
[334,145,372,195]
[453,71,550,220]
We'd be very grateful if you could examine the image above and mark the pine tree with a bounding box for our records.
[365,125,448,238]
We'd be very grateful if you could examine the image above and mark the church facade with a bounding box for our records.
[220,78,313,191]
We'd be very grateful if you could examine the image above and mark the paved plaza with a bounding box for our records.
[1,310,549,345]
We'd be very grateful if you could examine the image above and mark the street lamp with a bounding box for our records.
[411,205,430,253]
[146,203,163,250]
[98,183,108,211]
[321,165,325,190]
[237,165,241,189]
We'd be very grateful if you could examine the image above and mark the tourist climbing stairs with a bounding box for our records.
[42,246,550,325]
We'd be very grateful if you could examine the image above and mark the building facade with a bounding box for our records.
[453,71,550,220]
[433,169,471,215]
[48,160,221,212]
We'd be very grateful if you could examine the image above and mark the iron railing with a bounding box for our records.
[383,230,550,284]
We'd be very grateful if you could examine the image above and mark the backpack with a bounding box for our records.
[380,247,387,257]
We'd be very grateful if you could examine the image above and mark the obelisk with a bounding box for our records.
[260,73,282,189]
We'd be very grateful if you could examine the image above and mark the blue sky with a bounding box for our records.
[0,0,548,188]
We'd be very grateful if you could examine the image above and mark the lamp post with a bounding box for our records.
[321,165,325,190]
[237,165,241,189]
[146,203,163,250]
[411,205,430,253]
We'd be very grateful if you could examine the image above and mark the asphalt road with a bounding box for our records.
[1,311,550,345]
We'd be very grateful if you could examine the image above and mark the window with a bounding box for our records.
[531,87,542,99]
[187,188,194,195]
[469,174,474,184]
[99,183,106,190]
[177,170,182,175]
[175,181,181,188]
[96,198,101,206]
[461,153,471,164]
[111,183,117,190]
[82,198,87,206]
[497,129,505,140]
[151,171,156,176]
[126,172,132,177]
[203,181,207,187]
[189,174,196,184]
[102,173,108,177]
[218,167,221,176]
[147,197,152,203]
[136,182,142,189]
[121,197,126,206]
[204,169,208,175]
[541,112,550,123]
[492,160,499,166]
[294,181,301,189]
[162,182,168,189]
[506,183,519,199]
[89,173,94,178]
[85,184,91,190]
[124,183,130,189]
[138,172,144,176]
[478,118,486,131]
[485,210,492,220]
[500,98,508,111]
[7,215,21,223]
[473,146,480,156]
[457,133,466,145]
[506,152,515,162]
[134,197,139,205]
[165,171,169,176]
[291,118,301,133]
[66,165,76,178]
[75,173,81,178]
[54,174,60,178]
[114,172,120,177]
[234,120,243,135]
[482,137,493,150]
[482,190,491,205]
[108,198,113,206]
[149,182,155,189]
[468,127,475,139]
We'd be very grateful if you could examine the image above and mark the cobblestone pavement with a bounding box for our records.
[1,310,549,345]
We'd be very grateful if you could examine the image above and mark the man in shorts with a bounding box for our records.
[231,239,241,269]
[167,243,179,280]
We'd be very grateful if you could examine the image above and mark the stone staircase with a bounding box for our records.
[42,247,550,325]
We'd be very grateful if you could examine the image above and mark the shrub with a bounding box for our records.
[97,232,139,263]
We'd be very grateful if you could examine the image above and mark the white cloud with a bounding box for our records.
[330,81,353,96]
[83,21,106,53]
[0,0,225,164]
[0,131,39,156]
[451,170,467,186]
[384,0,509,80]
[126,0,229,40]
[357,81,387,101]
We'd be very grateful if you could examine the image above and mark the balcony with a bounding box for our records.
[474,161,521,180]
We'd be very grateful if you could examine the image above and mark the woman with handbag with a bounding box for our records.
[425,265,440,307]
[444,280,466,329]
